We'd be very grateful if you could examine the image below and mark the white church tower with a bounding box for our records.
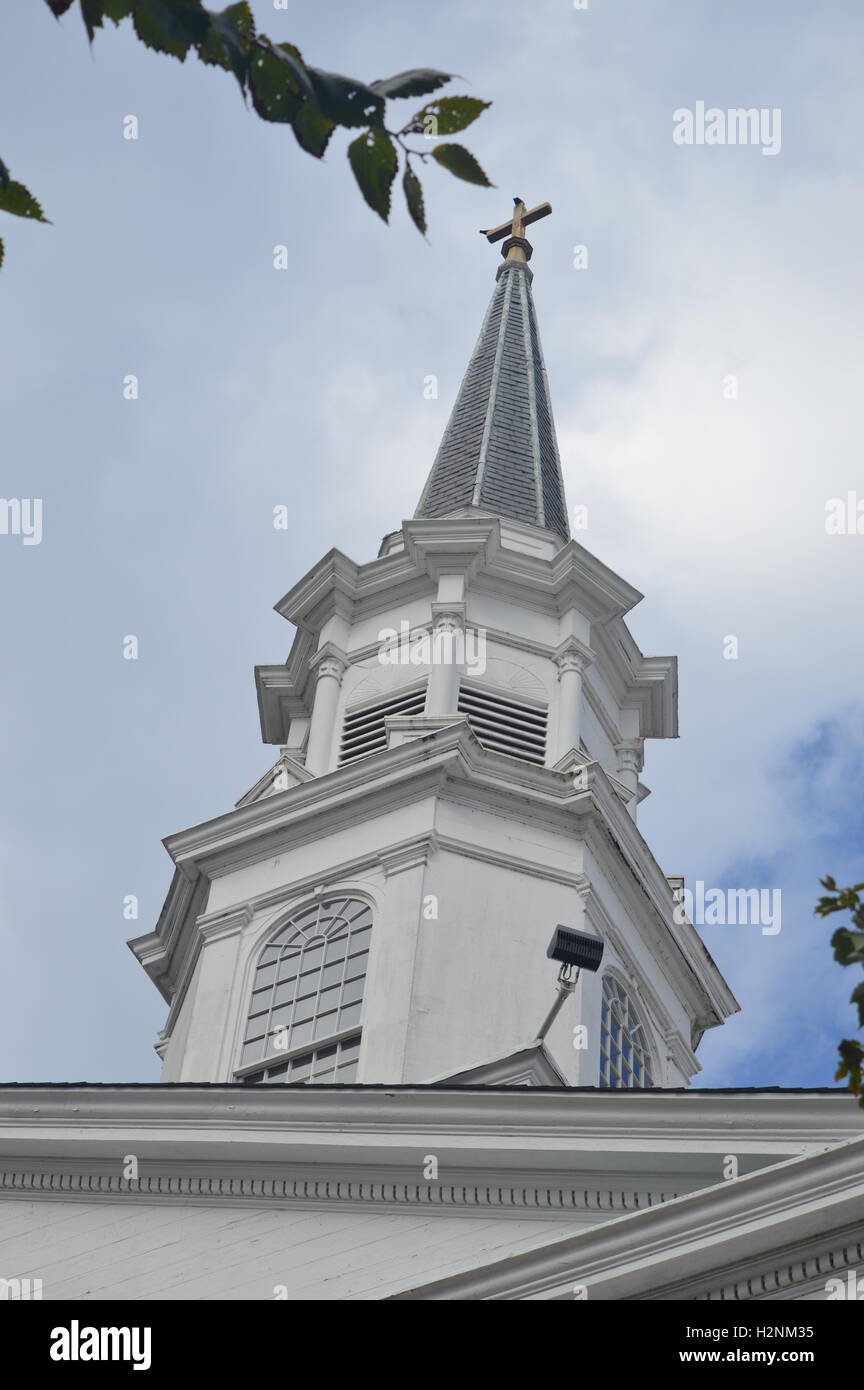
[8,204,860,1309]
[131,199,738,1091]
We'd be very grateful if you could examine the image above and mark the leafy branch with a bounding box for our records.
[0,0,494,271]
[814,875,864,1107]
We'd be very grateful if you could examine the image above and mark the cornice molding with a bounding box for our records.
[435,832,589,892]
[380,836,437,878]
[129,725,737,1027]
[0,1167,679,1217]
[0,1085,856,1147]
[695,1233,864,1301]
[387,1133,864,1300]
[197,904,254,945]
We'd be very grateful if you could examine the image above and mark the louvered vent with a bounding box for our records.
[458,682,547,765]
[339,685,427,766]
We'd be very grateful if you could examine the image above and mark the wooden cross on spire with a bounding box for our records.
[480,196,552,267]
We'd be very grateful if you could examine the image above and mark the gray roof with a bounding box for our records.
[416,261,570,541]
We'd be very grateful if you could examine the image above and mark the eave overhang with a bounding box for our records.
[2,1086,857,1301]
[128,723,738,1029]
[391,1130,864,1301]
[259,518,676,743]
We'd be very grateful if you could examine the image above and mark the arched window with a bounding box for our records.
[599,975,653,1089]
[239,897,372,1085]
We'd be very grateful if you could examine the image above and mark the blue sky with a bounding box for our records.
[1,0,862,1086]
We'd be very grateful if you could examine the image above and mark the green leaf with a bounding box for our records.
[851,981,864,1029]
[403,165,426,236]
[256,37,314,102]
[347,129,398,222]
[831,926,864,967]
[79,0,133,41]
[44,0,76,14]
[0,181,51,224]
[307,68,385,129]
[291,100,335,158]
[0,236,4,271]
[249,41,305,124]
[431,142,493,187]
[132,0,209,61]
[370,68,453,99]
[837,1038,863,1095]
[198,4,255,89]
[0,158,9,192]
[412,96,490,136]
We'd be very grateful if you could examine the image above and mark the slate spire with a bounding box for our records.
[415,199,570,542]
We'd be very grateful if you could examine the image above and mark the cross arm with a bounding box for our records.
[480,200,553,243]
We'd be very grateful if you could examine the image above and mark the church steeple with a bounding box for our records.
[415,198,570,542]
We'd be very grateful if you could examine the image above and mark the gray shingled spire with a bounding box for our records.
[415,259,570,542]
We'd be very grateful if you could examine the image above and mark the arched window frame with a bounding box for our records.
[236,894,373,1085]
[598,971,655,1089]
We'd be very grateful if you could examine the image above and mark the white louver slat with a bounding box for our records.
[457,683,547,766]
[339,685,427,766]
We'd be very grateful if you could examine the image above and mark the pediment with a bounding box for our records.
[431,1041,567,1088]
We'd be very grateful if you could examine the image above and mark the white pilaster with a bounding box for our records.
[553,638,594,762]
[615,738,644,821]
[305,644,347,775]
[425,603,466,717]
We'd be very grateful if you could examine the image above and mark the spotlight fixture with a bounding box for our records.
[534,926,605,1042]
[546,926,605,974]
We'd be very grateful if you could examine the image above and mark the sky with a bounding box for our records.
[1,0,862,1087]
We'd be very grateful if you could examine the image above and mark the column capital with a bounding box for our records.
[430,602,466,633]
[614,738,644,775]
[553,637,594,677]
[309,642,348,684]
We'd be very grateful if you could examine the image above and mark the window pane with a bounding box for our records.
[325,937,347,965]
[339,1001,362,1030]
[321,960,344,990]
[318,982,342,1013]
[598,976,652,1090]
[270,1002,294,1029]
[313,1010,338,1040]
[342,975,364,1005]
[292,997,314,1025]
[241,897,371,1084]
[272,979,296,1009]
[345,951,368,980]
